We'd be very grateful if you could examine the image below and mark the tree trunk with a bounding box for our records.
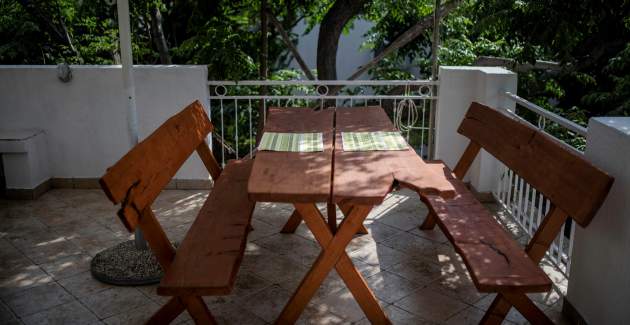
[316,0,367,80]
[150,6,172,64]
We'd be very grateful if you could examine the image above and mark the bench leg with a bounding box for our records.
[147,297,186,324]
[182,296,217,325]
[276,203,390,324]
[419,211,437,230]
[280,210,302,233]
[479,293,552,325]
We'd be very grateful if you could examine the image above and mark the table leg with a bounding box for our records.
[327,202,337,233]
[280,210,302,233]
[339,203,369,235]
[275,203,390,324]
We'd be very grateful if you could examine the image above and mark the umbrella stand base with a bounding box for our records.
[90,240,162,286]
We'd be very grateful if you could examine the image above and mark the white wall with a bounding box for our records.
[0,65,211,182]
[567,117,630,324]
[286,19,374,79]
[435,66,517,193]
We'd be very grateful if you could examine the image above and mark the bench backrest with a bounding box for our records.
[456,102,613,227]
[100,100,222,232]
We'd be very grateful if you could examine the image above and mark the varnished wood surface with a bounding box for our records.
[458,102,613,226]
[100,100,212,231]
[333,107,455,205]
[422,161,552,293]
[248,108,334,203]
[158,160,255,296]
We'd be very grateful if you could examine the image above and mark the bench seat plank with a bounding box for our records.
[157,160,255,296]
[423,161,552,293]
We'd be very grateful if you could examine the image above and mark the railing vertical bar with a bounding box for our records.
[506,169,514,210]
[523,182,531,227]
[495,164,503,200]
[248,99,253,158]
[420,100,426,157]
[234,99,239,159]
[529,188,538,234]
[406,99,412,142]
[500,166,508,203]
[511,175,520,217]
[558,222,566,264]
[220,99,225,167]
[263,100,267,126]
[566,222,576,274]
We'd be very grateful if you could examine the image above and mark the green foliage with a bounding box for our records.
[2,0,629,125]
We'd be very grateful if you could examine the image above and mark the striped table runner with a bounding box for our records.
[259,132,324,152]
[341,131,408,151]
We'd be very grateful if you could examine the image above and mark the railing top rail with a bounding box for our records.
[207,80,438,86]
[208,95,437,100]
[504,92,588,137]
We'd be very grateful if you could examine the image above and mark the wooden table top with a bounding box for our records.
[248,108,334,203]
[248,106,454,204]
[333,106,455,205]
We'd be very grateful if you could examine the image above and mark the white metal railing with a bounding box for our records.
[208,80,438,165]
[494,92,588,275]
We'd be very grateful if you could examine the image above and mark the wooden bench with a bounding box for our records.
[99,100,255,324]
[419,102,613,324]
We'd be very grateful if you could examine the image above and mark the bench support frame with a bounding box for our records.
[420,141,563,324]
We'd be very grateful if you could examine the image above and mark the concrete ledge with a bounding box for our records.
[4,179,51,200]
[50,177,211,190]
[4,177,212,199]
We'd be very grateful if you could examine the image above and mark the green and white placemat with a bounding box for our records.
[341,131,408,151]
[259,132,324,152]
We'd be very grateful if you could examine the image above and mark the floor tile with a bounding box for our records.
[348,241,408,269]
[394,287,469,323]
[81,287,150,319]
[59,271,112,298]
[444,306,486,325]
[356,304,438,325]
[238,284,291,323]
[0,264,54,297]
[40,254,92,280]
[365,271,423,304]
[0,189,572,325]
[3,283,74,317]
[21,300,98,325]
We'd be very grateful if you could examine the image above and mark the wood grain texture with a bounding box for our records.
[248,108,334,203]
[422,161,552,293]
[458,102,613,227]
[100,100,213,231]
[333,107,455,205]
[277,203,386,324]
[157,160,255,296]
[288,203,390,324]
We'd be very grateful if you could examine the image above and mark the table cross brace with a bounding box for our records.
[275,203,390,324]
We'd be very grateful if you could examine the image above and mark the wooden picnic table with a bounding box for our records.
[247,106,455,324]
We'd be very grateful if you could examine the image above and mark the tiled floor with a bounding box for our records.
[0,189,570,324]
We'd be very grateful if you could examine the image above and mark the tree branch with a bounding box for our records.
[474,56,561,73]
[265,10,315,80]
[345,0,461,81]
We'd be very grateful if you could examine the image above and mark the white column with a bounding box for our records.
[435,66,517,193]
[566,117,630,323]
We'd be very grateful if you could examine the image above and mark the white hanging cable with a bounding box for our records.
[393,84,420,133]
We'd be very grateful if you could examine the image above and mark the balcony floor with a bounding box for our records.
[0,189,570,324]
